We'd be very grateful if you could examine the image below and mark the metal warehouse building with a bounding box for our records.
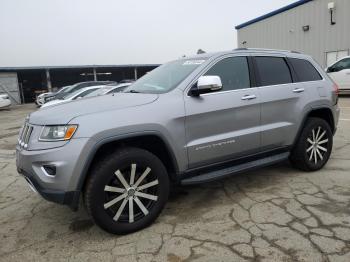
[236,0,349,68]
[0,65,158,104]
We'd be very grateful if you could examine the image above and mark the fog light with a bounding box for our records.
[42,165,56,177]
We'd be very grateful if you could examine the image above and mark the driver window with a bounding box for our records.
[204,57,250,91]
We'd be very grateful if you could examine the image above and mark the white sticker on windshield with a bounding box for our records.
[183,60,205,65]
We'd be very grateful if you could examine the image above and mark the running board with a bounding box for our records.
[181,152,290,186]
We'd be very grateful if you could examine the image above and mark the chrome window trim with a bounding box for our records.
[257,79,327,89]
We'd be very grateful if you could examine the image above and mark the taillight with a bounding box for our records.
[333,83,339,95]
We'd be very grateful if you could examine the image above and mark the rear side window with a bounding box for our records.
[289,58,322,82]
[204,57,250,91]
[254,57,292,86]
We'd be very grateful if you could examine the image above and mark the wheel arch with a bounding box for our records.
[77,132,180,193]
[293,106,335,147]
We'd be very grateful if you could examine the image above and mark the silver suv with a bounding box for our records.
[16,49,340,234]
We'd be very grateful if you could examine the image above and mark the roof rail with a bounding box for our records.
[233,48,301,53]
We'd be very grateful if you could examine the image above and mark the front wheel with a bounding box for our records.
[290,117,333,171]
[84,147,169,234]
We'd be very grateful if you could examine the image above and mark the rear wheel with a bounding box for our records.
[84,147,169,234]
[290,117,333,171]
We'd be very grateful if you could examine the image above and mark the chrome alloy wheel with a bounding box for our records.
[306,126,329,164]
[103,164,159,223]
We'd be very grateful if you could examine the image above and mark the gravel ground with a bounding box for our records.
[0,99,350,262]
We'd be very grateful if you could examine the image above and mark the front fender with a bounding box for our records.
[74,130,182,193]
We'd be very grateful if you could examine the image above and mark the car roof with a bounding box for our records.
[182,48,308,60]
[77,85,103,92]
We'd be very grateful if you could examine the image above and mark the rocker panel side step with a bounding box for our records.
[181,152,289,185]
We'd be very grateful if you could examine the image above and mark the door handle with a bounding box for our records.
[293,88,305,93]
[241,94,257,100]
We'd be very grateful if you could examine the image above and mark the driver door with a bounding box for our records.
[184,56,261,169]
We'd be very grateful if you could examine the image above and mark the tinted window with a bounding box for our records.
[110,86,128,93]
[255,57,292,86]
[77,88,99,98]
[204,57,250,91]
[329,58,350,72]
[289,58,322,82]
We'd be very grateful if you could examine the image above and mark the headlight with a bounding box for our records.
[39,125,78,141]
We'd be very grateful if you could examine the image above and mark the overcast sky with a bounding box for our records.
[0,0,294,67]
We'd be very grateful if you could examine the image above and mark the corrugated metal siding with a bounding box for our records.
[0,73,21,104]
[237,0,350,67]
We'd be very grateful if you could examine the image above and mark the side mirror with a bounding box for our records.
[190,75,223,96]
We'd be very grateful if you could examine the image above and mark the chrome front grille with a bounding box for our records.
[18,123,33,149]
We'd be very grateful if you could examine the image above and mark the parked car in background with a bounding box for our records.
[41,86,104,108]
[327,56,350,94]
[85,83,132,98]
[17,49,339,235]
[43,81,116,104]
[0,93,11,109]
[36,85,72,107]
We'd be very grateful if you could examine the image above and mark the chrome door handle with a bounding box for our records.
[241,94,257,100]
[293,88,305,93]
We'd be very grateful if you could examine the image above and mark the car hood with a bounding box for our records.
[29,93,159,125]
[40,99,65,108]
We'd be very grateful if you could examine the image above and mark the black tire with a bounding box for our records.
[290,117,333,171]
[84,147,169,234]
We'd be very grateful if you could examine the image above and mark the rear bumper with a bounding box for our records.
[339,89,350,95]
[17,168,80,210]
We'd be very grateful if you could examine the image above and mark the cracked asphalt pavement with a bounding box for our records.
[1,98,350,262]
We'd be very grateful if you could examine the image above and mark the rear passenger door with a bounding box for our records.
[184,55,261,168]
[253,55,312,150]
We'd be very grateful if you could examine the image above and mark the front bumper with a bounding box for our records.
[16,137,91,210]
[17,168,80,209]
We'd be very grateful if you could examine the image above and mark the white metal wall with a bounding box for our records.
[237,0,350,67]
[0,73,21,104]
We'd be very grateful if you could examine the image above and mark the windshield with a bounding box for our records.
[85,86,111,97]
[56,85,71,94]
[55,84,79,99]
[123,59,206,94]
[62,88,86,100]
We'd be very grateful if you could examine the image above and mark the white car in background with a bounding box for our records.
[41,86,103,108]
[84,83,132,98]
[327,56,350,94]
[0,94,11,109]
[36,85,72,106]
